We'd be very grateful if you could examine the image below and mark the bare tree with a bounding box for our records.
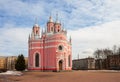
[103,49,113,58]
[94,49,103,69]
[116,47,120,55]
[94,49,102,59]
[113,45,117,55]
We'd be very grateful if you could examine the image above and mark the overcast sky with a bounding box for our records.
[0,0,120,59]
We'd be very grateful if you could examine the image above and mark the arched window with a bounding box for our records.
[58,29,60,32]
[51,27,53,31]
[35,53,39,67]
[68,55,71,67]
[36,30,38,34]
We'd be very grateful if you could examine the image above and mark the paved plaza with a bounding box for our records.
[0,70,120,82]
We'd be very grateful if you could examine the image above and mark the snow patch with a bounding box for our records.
[0,71,23,76]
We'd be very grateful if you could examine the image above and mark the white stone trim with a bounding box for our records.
[29,47,43,49]
[29,45,68,50]
[29,40,68,44]
[29,41,43,44]
[45,40,67,43]
[45,45,56,48]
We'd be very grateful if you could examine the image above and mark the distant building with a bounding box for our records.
[107,54,120,70]
[25,57,28,68]
[95,59,105,70]
[6,56,28,70]
[6,56,17,70]
[0,56,28,71]
[95,54,120,70]
[72,57,95,70]
[0,56,6,70]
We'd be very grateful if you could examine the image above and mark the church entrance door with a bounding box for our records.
[59,60,63,70]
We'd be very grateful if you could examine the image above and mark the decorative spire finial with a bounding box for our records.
[41,28,43,34]
[56,12,58,20]
[62,22,64,30]
[45,26,47,33]
[34,17,39,27]
[29,34,30,40]
[70,35,72,44]
[56,12,59,23]
[49,14,53,22]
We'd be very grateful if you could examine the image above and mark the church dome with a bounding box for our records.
[55,20,60,23]
[48,16,53,22]
[33,24,39,27]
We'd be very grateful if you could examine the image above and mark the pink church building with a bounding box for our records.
[28,15,72,71]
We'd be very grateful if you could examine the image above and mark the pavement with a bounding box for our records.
[0,70,120,82]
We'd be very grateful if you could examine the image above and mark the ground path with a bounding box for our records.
[0,70,120,82]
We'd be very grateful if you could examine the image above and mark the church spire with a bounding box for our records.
[45,26,47,33]
[48,14,53,22]
[69,36,72,44]
[41,28,43,34]
[55,12,60,23]
[34,17,39,27]
[29,34,30,40]
[62,22,65,30]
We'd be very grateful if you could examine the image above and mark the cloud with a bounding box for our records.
[1,0,120,29]
[0,0,46,17]
[68,20,120,59]
[63,0,120,28]
[0,0,120,59]
[0,20,120,59]
[0,23,31,56]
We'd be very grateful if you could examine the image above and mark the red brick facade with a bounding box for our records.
[28,16,72,71]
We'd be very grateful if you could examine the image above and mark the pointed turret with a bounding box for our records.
[41,28,44,35]
[62,22,65,31]
[29,34,30,40]
[69,36,72,44]
[55,13,60,23]
[45,26,47,33]
[31,31,34,39]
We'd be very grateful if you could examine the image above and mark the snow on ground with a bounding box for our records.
[0,71,23,76]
